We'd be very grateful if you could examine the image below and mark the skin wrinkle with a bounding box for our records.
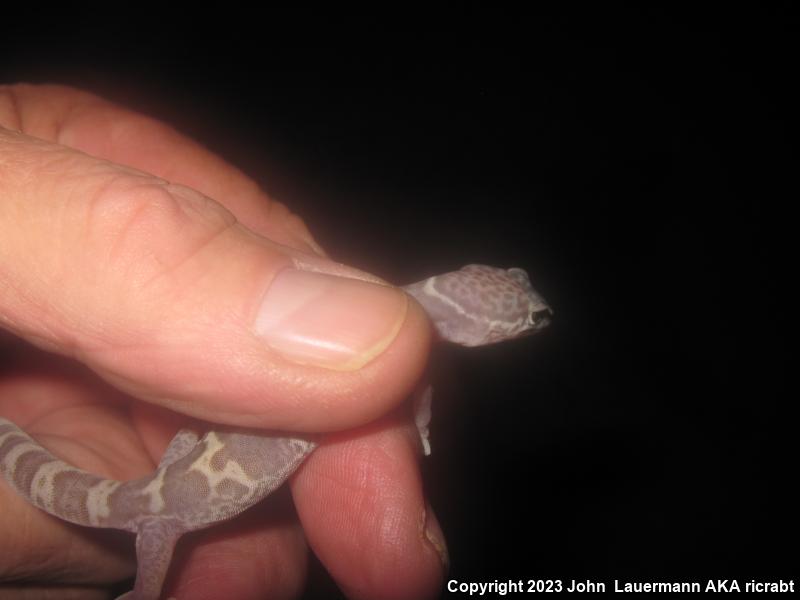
[354,503,417,594]
[135,210,237,295]
[376,503,408,561]
[0,139,135,355]
[103,187,162,281]
[82,179,227,287]
[81,172,168,242]
[313,456,370,498]
[54,177,250,367]
[319,434,405,505]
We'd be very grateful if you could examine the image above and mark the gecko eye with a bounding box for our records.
[528,308,553,329]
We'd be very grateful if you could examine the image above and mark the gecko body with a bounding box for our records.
[0,265,551,599]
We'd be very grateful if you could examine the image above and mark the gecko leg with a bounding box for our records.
[157,429,200,469]
[412,384,434,456]
[115,518,184,600]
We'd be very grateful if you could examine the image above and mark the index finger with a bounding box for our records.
[0,83,318,253]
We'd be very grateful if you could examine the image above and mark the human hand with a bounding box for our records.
[0,84,446,599]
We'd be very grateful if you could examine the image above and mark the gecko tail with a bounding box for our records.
[0,417,127,529]
[0,420,183,599]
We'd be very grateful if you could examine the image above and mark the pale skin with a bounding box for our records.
[0,84,444,599]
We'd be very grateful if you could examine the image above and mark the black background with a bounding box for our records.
[1,5,794,597]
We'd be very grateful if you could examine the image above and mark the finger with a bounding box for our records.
[0,481,134,592]
[292,417,447,600]
[0,127,431,431]
[164,490,308,600]
[0,83,320,254]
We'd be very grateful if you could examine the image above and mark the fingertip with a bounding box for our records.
[422,501,449,574]
[292,418,445,600]
[254,269,409,372]
[165,495,309,600]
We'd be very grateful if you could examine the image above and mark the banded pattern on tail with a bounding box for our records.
[0,417,123,528]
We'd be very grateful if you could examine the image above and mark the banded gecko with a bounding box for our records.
[0,264,551,599]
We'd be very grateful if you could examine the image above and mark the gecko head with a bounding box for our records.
[424,264,552,346]
[503,266,553,334]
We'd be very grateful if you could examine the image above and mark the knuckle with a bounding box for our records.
[82,176,236,288]
[86,177,185,245]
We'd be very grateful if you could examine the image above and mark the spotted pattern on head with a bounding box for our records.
[443,265,531,320]
[405,264,552,347]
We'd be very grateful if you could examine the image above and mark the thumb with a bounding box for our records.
[0,127,430,431]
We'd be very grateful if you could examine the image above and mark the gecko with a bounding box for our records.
[0,264,552,599]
